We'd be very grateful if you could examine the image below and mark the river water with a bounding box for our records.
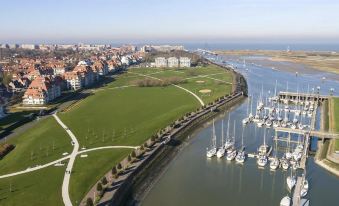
[142,54,339,206]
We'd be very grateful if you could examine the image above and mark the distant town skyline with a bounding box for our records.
[1,0,339,44]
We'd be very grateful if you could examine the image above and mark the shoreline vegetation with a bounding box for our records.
[215,50,339,75]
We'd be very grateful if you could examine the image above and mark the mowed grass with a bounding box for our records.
[130,66,233,103]
[60,86,200,149]
[70,149,132,204]
[0,166,65,206]
[0,117,72,175]
[333,98,339,151]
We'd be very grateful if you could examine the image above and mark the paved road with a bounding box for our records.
[128,71,205,106]
[53,113,79,206]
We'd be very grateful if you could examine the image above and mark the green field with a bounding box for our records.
[0,166,64,206]
[70,149,132,204]
[333,98,339,151]
[0,117,72,175]
[0,65,233,205]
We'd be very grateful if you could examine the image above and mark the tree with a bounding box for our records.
[131,150,136,158]
[140,145,144,151]
[86,197,94,206]
[117,163,122,170]
[96,183,103,192]
[111,167,118,178]
[101,176,108,185]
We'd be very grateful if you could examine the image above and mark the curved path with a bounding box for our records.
[0,146,138,179]
[53,113,79,206]
[128,71,205,106]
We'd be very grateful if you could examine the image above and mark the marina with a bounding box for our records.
[143,53,339,206]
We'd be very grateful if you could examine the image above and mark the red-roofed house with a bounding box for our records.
[22,76,61,105]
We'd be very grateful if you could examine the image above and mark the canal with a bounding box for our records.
[142,55,339,206]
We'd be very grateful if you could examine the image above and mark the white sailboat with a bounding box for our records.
[300,170,309,197]
[226,121,237,161]
[224,115,233,150]
[236,126,246,163]
[206,120,217,158]
[286,168,296,190]
[270,140,279,170]
[242,97,250,124]
[280,196,291,206]
[257,128,268,167]
[216,120,226,158]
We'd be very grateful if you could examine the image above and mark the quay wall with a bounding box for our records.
[92,61,247,206]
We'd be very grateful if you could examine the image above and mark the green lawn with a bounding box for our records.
[60,86,200,149]
[0,117,72,175]
[0,166,65,206]
[70,149,132,204]
[333,98,339,151]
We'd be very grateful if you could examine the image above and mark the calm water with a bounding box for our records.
[142,55,339,206]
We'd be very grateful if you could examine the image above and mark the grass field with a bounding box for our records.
[70,149,132,204]
[333,98,339,151]
[0,117,72,175]
[0,65,233,205]
[0,166,64,206]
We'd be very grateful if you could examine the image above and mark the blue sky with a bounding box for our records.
[1,0,339,44]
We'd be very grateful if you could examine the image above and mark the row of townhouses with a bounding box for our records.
[154,57,191,68]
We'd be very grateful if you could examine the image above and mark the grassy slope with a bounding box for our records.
[60,86,200,149]
[70,149,132,204]
[333,98,339,151]
[0,166,64,206]
[0,117,72,175]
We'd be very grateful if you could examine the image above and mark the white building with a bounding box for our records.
[167,57,179,68]
[121,56,131,65]
[155,57,167,67]
[180,57,191,67]
[21,44,37,50]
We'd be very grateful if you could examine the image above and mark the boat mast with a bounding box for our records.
[241,125,244,149]
[221,119,224,147]
[233,120,236,144]
[227,115,230,140]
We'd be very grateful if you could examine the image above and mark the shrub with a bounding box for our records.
[131,150,137,158]
[111,167,117,176]
[117,163,122,170]
[86,197,94,206]
[101,177,108,185]
[96,183,103,192]
[0,144,15,159]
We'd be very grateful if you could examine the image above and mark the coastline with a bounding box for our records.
[216,50,339,81]
[84,61,248,206]
[314,98,339,177]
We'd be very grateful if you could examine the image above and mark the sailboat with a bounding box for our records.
[248,96,254,121]
[286,168,296,190]
[270,140,280,170]
[224,115,233,150]
[226,121,237,161]
[280,196,291,206]
[242,98,250,125]
[300,169,309,197]
[257,128,268,167]
[236,126,246,163]
[206,120,217,158]
[285,133,292,160]
[216,120,226,158]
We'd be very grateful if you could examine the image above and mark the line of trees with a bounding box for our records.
[132,77,186,87]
